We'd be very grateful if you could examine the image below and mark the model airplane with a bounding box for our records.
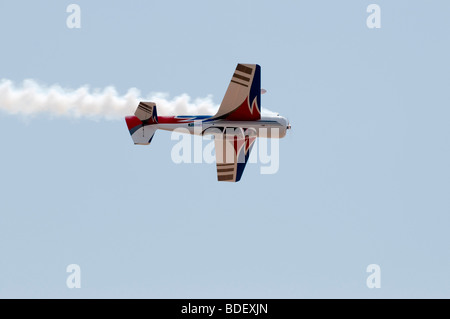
[125,63,290,182]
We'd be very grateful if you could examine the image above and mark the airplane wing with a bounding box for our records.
[211,64,261,121]
[214,130,257,182]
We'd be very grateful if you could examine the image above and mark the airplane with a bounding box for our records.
[125,63,291,182]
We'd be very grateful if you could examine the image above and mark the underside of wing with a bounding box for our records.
[212,64,261,121]
[214,131,257,182]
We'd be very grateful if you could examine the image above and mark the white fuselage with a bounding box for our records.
[155,115,289,138]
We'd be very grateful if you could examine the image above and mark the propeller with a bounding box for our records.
[286,117,292,141]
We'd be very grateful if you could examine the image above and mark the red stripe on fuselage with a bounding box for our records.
[157,116,192,124]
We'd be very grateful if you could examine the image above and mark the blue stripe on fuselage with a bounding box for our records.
[175,115,213,120]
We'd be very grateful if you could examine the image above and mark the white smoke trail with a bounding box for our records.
[0,79,277,120]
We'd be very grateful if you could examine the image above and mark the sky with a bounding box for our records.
[0,0,449,298]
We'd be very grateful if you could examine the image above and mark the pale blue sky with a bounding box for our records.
[0,0,449,298]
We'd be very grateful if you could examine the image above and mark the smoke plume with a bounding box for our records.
[0,79,276,120]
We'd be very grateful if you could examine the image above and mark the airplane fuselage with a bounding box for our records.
[154,115,290,138]
[125,63,291,182]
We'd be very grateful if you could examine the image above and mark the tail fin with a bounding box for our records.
[125,102,158,145]
[135,102,158,124]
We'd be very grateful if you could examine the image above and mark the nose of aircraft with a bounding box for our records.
[283,116,291,130]
[277,115,291,132]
